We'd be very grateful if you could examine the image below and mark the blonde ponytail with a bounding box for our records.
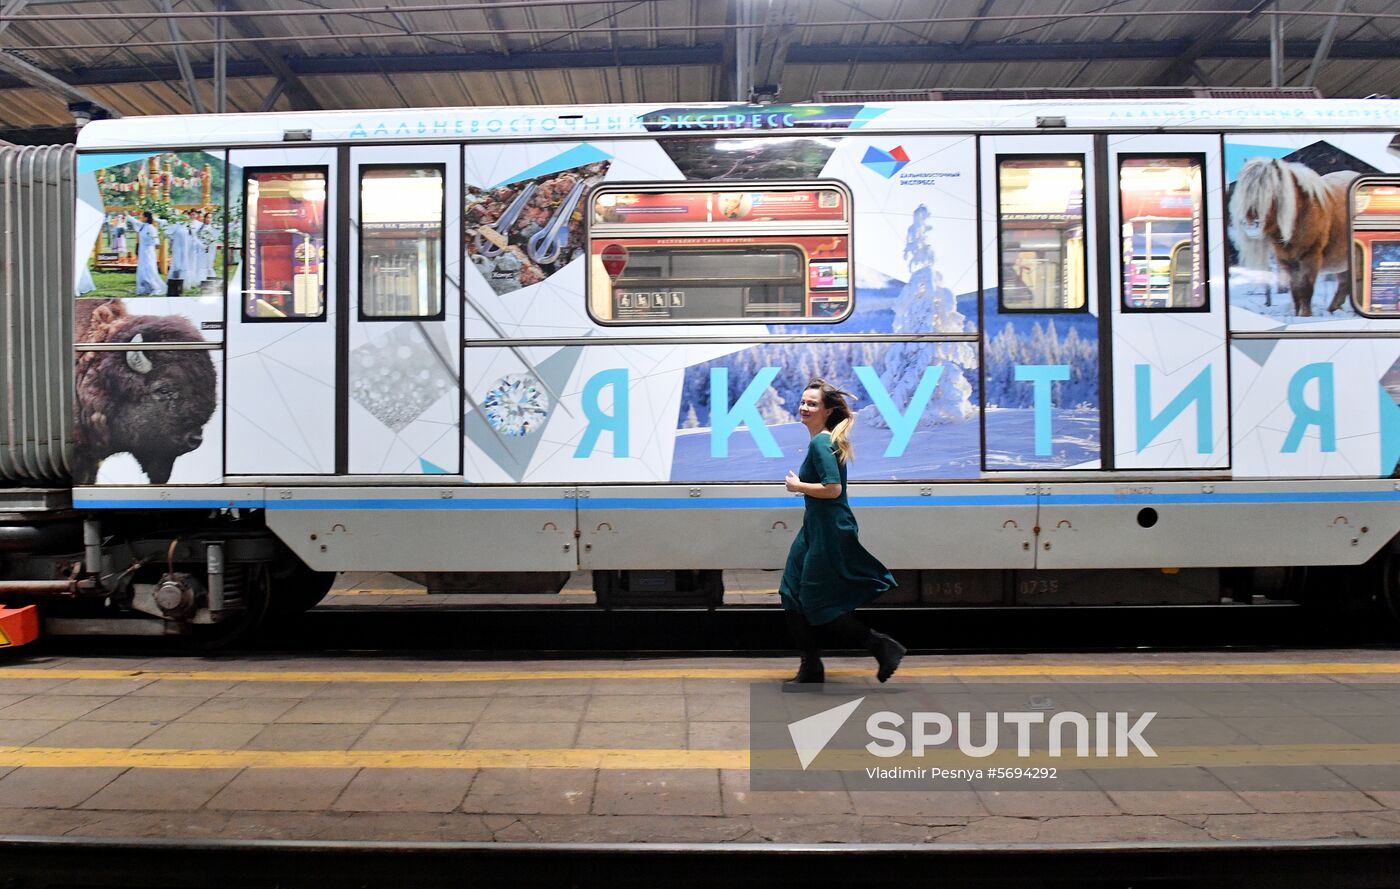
[806,378,856,464]
[829,416,854,464]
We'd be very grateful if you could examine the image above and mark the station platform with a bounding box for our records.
[0,644,1399,847]
[322,569,785,607]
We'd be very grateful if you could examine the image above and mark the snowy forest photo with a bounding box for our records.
[669,202,1103,481]
[982,296,1101,470]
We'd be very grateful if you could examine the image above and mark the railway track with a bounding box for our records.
[0,835,1397,889]
[26,601,1398,658]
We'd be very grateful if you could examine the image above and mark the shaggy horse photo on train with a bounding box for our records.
[1226,141,1380,319]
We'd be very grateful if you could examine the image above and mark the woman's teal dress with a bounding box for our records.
[779,431,896,624]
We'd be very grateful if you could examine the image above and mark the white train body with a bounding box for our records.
[36,98,1400,607]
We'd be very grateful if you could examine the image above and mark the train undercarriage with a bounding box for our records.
[4,487,1398,647]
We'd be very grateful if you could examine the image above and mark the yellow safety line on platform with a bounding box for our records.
[0,663,1399,684]
[3,743,1400,771]
[326,590,430,597]
[326,589,598,597]
[0,746,745,770]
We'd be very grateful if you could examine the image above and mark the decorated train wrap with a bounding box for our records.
[28,98,1394,611]
[68,104,1400,493]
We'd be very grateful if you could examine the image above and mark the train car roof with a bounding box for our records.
[75,98,1400,151]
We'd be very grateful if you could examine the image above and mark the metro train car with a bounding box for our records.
[3,94,1400,643]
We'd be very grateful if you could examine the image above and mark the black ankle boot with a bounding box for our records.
[782,654,825,692]
[868,631,906,683]
[782,611,825,692]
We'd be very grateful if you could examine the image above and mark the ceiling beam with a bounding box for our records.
[0,0,119,119]
[1304,0,1349,88]
[158,0,205,112]
[220,0,319,110]
[958,0,996,49]
[478,0,511,57]
[0,0,33,40]
[0,50,120,114]
[783,38,1398,65]
[1152,0,1269,86]
[24,45,719,87]
[748,0,796,102]
[257,75,283,112]
[212,0,226,113]
[0,38,1394,93]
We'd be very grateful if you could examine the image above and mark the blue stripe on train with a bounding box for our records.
[73,491,1400,510]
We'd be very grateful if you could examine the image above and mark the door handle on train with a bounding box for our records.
[528,180,586,265]
[474,183,536,258]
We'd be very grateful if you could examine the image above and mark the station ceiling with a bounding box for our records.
[0,0,1397,138]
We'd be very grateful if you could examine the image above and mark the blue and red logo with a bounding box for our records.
[861,145,910,178]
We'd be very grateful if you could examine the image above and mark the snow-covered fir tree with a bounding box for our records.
[754,384,794,424]
[860,204,975,428]
[983,318,1097,409]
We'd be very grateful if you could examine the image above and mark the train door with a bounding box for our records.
[1107,135,1228,469]
[345,147,461,475]
[225,148,338,474]
[979,135,1104,471]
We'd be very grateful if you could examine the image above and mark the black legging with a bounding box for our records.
[817,613,874,649]
[786,610,872,653]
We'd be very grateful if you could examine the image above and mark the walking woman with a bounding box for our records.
[780,379,906,690]
[132,211,165,296]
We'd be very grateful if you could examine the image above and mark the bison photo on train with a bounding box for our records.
[73,299,218,485]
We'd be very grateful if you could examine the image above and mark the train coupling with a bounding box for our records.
[0,605,39,648]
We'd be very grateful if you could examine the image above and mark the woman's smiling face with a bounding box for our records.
[799,387,831,433]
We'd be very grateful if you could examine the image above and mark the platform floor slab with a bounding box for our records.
[0,648,1396,845]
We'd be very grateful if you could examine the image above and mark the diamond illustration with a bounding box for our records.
[483,374,550,437]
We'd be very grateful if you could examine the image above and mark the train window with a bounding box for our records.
[1350,178,1400,317]
[243,169,327,321]
[359,166,445,320]
[1119,156,1207,312]
[586,182,853,324]
[997,157,1087,313]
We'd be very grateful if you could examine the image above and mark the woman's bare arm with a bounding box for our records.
[785,472,842,499]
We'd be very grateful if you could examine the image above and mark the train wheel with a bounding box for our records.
[268,557,337,615]
[1379,549,1400,628]
[184,562,272,650]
